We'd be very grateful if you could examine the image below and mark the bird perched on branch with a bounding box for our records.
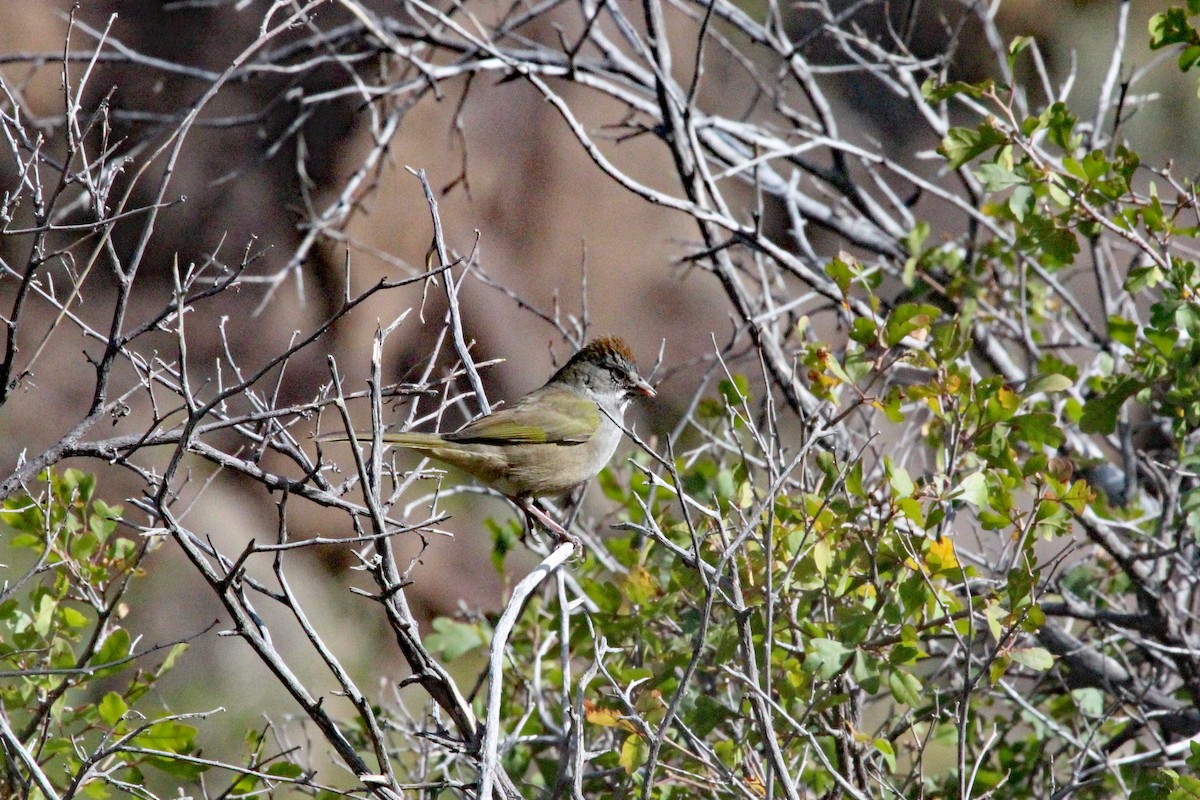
[320,335,655,548]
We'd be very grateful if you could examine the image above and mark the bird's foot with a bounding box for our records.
[521,500,584,558]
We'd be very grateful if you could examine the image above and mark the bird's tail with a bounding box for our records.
[317,429,500,484]
[315,430,446,450]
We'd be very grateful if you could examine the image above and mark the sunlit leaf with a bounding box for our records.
[1010,646,1055,671]
[584,701,637,733]
[619,734,649,774]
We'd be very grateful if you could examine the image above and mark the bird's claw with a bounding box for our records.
[520,500,586,559]
[552,529,586,559]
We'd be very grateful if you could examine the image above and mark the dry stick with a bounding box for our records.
[1092,0,1130,148]
[410,166,491,416]
[1,265,441,504]
[550,569,576,796]
[0,707,62,800]
[479,542,575,799]
[158,505,390,796]
[327,357,479,742]
[271,498,399,789]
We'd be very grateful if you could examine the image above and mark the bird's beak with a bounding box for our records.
[633,376,656,397]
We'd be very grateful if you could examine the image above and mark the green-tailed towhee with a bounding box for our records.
[320,335,655,545]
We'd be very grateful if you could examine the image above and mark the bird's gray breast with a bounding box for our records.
[590,411,623,465]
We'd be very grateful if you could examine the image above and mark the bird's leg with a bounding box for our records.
[517,497,582,554]
[524,500,567,536]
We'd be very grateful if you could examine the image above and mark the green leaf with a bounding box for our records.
[1010,646,1055,671]
[939,123,1008,169]
[887,669,923,707]
[134,720,198,753]
[62,468,96,505]
[811,539,832,578]
[1146,326,1179,355]
[1071,687,1105,718]
[849,317,878,346]
[1008,184,1033,221]
[825,256,856,295]
[896,497,923,525]
[1107,315,1137,347]
[9,532,42,549]
[230,773,261,794]
[1008,35,1033,71]
[1081,149,1110,181]
[155,643,188,678]
[33,593,57,636]
[976,163,1023,192]
[143,753,208,780]
[689,695,733,737]
[1080,380,1142,434]
[70,531,100,560]
[1062,479,1093,514]
[98,692,128,727]
[884,304,941,346]
[906,220,930,253]
[719,375,750,407]
[1150,8,1200,51]
[985,602,1004,640]
[979,513,1008,532]
[1062,157,1087,181]
[873,737,897,772]
[957,471,989,509]
[1026,215,1079,268]
[90,506,120,541]
[60,605,89,629]
[488,518,520,573]
[619,734,649,774]
[425,618,487,661]
[108,537,137,563]
[1023,373,1074,396]
[820,350,854,385]
[921,79,992,103]
[1009,412,1065,448]
[93,629,132,678]
[1182,44,1200,71]
[1126,264,1165,292]
[803,638,854,680]
[266,762,304,778]
[886,458,915,499]
[1041,102,1079,150]
[846,460,865,497]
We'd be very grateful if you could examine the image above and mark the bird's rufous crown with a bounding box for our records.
[574,335,637,367]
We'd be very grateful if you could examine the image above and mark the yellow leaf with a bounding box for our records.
[926,537,958,570]
[736,481,755,509]
[985,602,1004,641]
[996,386,1020,411]
[583,701,637,733]
[743,773,767,797]
[619,565,659,611]
[812,539,832,577]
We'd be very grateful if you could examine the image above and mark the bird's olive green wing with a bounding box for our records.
[444,386,600,444]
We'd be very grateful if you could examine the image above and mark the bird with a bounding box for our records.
[319,335,655,547]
